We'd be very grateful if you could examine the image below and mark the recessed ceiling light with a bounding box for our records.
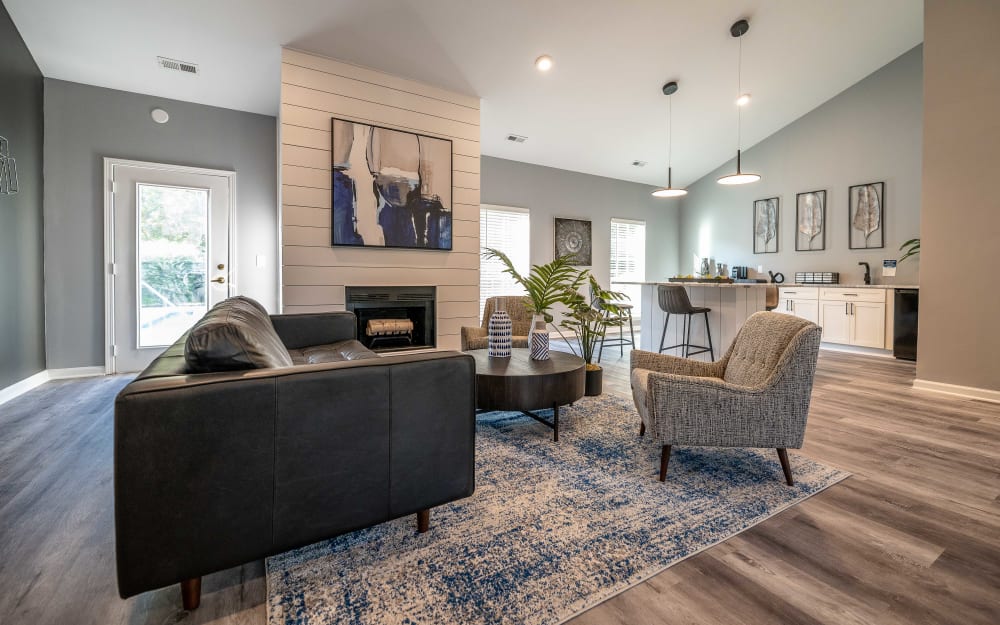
[736,93,751,106]
[535,55,553,72]
[151,108,169,124]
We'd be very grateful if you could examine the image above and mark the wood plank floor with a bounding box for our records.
[1,344,997,625]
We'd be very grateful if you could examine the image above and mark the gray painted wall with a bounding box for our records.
[43,79,278,369]
[481,156,681,288]
[0,3,46,388]
[918,0,1000,392]
[678,46,923,287]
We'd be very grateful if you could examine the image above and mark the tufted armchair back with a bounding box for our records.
[721,312,822,388]
[481,296,534,337]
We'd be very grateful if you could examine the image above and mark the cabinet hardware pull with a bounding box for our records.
[844,293,858,297]
[845,302,849,315]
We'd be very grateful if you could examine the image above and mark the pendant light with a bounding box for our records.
[717,19,761,186]
[652,81,687,198]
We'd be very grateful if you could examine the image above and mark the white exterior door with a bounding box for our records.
[107,161,234,373]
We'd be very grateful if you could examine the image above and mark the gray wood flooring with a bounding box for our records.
[1,344,997,625]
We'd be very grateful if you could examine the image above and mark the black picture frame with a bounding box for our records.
[752,197,779,254]
[795,190,827,251]
[848,181,885,250]
[553,217,592,266]
[330,117,453,251]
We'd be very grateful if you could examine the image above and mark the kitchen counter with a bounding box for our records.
[783,284,920,289]
[618,281,769,288]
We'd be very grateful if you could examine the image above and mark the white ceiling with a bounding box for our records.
[6,0,923,187]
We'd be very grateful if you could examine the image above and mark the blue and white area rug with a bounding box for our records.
[267,394,849,625]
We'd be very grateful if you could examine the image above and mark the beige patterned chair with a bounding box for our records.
[630,312,822,485]
[461,296,533,351]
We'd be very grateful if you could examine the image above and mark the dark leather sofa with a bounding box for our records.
[114,297,475,609]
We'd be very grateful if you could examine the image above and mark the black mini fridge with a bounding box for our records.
[893,289,919,360]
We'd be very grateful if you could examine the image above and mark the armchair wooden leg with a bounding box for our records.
[776,448,794,485]
[181,577,201,611]
[417,509,430,533]
[659,445,672,481]
[639,421,646,437]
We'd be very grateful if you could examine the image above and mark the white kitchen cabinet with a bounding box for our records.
[819,301,852,343]
[818,288,887,348]
[777,287,819,324]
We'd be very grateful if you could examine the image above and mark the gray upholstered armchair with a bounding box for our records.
[461,296,533,351]
[630,312,822,485]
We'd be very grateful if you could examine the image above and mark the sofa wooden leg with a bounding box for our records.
[417,509,430,533]
[777,448,794,485]
[181,577,201,611]
[659,445,672,481]
[639,421,646,437]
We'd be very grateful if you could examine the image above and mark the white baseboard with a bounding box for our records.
[0,370,51,407]
[819,343,894,358]
[912,379,1000,404]
[0,367,107,407]
[48,366,106,379]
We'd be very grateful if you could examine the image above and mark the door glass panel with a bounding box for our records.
[137,184,210,347]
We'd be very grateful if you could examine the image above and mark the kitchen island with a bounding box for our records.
[618,281,770,360]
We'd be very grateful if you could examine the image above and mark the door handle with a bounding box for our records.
[211,277,226,284]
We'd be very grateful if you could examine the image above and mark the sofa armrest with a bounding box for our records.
[270,312,358,349]
[630,349,724,378]
[461,326,487,351]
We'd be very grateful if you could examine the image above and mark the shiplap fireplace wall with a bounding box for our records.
[279,48,481,350]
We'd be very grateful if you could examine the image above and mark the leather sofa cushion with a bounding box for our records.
[185,296,294,372]
[287,339,379,365]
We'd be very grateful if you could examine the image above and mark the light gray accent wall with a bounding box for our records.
[43,79,278,369]
[481,156,681,287]
[678,46,923,286]
[918,1,1000,392]
[0,2,45,388]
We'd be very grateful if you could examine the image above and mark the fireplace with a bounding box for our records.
[345,286,436,352]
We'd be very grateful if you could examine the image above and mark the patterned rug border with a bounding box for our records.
[266,393,852,625]
[549,463,851,625]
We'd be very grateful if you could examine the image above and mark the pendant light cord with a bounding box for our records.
[736,34,743,153]
[667,95,673,172]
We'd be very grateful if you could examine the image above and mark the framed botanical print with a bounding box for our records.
[848,181,885,249]
[554,218,592,265]
[753,197,779,254]
[796,190,826,251]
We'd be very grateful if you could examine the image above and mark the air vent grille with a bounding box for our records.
[506,134,527,143]
[632,160,647,167]
[157,56,199,75]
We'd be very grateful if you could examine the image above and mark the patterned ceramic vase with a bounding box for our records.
[529,314,549,360]
[488,310,512,358]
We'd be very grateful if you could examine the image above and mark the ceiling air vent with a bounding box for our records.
[506,134,527,143]
[632,160,647,167]
[157,56,199,75]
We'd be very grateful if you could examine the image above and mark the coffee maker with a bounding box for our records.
[731,266,749,280]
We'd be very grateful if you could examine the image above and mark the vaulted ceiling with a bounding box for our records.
[6,0,923,187]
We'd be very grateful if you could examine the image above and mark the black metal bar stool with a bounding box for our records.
[592,285,636,362]
[657,284,714,359]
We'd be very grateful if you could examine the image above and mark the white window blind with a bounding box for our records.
[480,205,531,319]
[610,218,646,317]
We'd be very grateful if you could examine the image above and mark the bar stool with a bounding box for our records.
[592,286,635,362]
[657,284,714,359]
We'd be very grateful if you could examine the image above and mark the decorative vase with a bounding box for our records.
[529,314,549,360]
[488,310,512,358]
[585,366,603,396]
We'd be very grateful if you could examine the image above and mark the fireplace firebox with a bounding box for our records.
[345,286,436,352]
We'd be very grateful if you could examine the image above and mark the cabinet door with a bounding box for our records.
[792,300,819,324]
[819,301,851,344]
[851,302,886,348]
[775,298,795,315]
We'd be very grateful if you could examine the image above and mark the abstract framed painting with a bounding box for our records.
[795,190,826,251]
[848,181,884,249]
[554,218,592,266]
[752,197,779,254]
[331,118,453,250]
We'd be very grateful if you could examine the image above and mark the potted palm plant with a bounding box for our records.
[559,274,627,396]
[482,248,586,323]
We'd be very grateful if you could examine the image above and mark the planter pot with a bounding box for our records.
[585,365,603,396]
[529,314,550,360]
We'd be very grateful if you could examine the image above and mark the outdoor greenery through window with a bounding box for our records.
[610,218,646,320]
[137,184,210,347]
[479,205,530,320]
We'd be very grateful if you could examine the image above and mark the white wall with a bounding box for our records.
[480,156,681,292]
[678,46,923,286]
[279,49,481,350]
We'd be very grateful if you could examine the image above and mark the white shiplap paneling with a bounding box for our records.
[280,50,481,350]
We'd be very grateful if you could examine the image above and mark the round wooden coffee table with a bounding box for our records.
[469,348,586,441]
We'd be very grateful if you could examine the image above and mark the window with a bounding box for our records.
[610,218,646,318]
[480,205,530,319]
